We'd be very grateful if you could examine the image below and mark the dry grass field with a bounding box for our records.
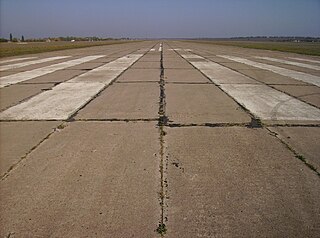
[187,40,320,56]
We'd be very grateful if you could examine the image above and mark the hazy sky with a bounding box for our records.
[0,0,319,39]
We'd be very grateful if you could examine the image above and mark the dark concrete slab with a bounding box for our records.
[165,69,210,83]
[0,83,55,110]
[164,61,194,69]
[117,68,160,82]
[0,122,160,237]
[76,83,159,120]
[0,121,60,177]
[268,126,320,171]
[165,127,320,237]
[166,84,251,124]
[131,61,160,69]
[270,85,320,108]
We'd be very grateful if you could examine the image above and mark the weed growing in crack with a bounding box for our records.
[156,223,167,235]
[57,124,67,130]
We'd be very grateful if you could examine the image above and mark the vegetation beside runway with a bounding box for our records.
[0,40,140,58]
[187,40,320,56]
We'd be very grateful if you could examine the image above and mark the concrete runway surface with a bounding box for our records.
[0,41,319,237]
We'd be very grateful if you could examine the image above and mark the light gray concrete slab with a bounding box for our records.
[166,84,251,124]
[0,82,104,120]
[220,84,320,122]
[0,122,160,237]
[0,121,60,177]
[68,54,143,84]
[219,55,320,87]
[76,83,159,120]
[270,85,320,108]
[268,127,320,171]
[117,68,160,82]
[165,69,210,83]
[236,69,308,85]
[288,57,320,64]
[219,62,264,70]
[255,56,320,71]
[0,83,54,110]
[0,56,70,71]
[0,55,105,88]
[0,57,38,64]
[183,54,259,85]
[165,127,320,237]
[252,58,320,76]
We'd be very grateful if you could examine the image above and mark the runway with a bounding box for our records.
[0,41,319,237]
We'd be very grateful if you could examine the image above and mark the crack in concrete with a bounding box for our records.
[266,127,320,177]
[1,121,67,181]
[157,42,168,236]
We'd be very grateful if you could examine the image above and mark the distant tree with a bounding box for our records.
[12,38,18,42]
[0,38,8,42]
[10,33,13,41]
[21,35,25,42]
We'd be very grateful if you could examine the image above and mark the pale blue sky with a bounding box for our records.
[0,0,319,39]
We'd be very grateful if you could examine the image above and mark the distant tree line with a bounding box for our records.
[194,36,320,42]
[0,34,124,43]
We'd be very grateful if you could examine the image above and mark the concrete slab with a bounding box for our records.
[166,84,251,124]
[165,127,320,237]
[0,122,160,237]
[289,57,320,64]
[0,55,105,88]
[0,82,105,120]
[23,69,86,84]
[0,83,54,110]
[0,56,70,71]
[183,55,260,85]
[131,61,160,69]
[76,83,159,120]
[237,69,308,85]
[270,85,320,108]
[252,58,320,76]
[165,69,210,83]
[64,62,105,70]
[117,68,160,82]
[220,84,320,123]
[0,57,38,64]
[219,55,320,87]
[255,56,320,71]
[139,55,160,62]
[268,126,320,171]
[164,61,194,69]
[0,121,60,177]
[219,62,263,70]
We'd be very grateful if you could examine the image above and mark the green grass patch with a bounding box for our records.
[184,40,320,56]
[0,40,140,58]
